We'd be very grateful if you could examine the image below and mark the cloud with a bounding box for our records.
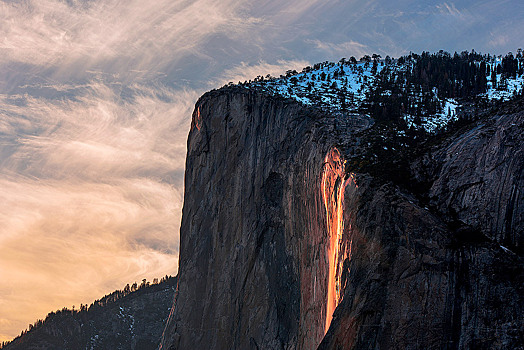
[1,83,195,179]
[214,59,311,86]
[0,0,265,340]
[0,174,181,340]
[0,0,261,85]
[0,81,198,341]
[306,39,371,59]
[0,176,179,340]
[488,34,509,48]
[436,2,464,17]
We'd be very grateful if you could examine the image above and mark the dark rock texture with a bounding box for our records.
[161,87,523,350]
[160,87,371,350]
[323,102,524,350]
[422,107,523,253]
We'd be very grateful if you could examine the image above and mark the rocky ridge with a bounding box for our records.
[2,276,177,350]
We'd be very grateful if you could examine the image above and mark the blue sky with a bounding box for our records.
[0,0,522,341]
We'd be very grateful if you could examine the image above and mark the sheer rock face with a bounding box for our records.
[161,87,370,350]
[425,110,523,252]
[321,106,524,350]
[161,88,523,350]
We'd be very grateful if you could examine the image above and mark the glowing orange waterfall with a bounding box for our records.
[321,147,348,334]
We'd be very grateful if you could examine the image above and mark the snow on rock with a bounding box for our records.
[243,54,524,133]
[250,60,384,112]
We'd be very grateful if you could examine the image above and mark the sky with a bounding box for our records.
[0,0,522,342]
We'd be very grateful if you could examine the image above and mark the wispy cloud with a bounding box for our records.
[0,175,179,340]
[488,33,510,49]
[1,84,194,179]
[0,82,195,340]
[306,39,371,59]
[436,2,464,17]
[215,60,311,86]
[0,0,261,85]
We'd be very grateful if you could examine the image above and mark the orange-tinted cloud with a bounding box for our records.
[0,84,195,341]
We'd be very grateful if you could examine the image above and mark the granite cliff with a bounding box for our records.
[160,85,523,349]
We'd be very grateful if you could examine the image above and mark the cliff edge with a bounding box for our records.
[160,86,523,349]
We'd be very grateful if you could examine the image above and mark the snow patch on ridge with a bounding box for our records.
[243,55,524,133]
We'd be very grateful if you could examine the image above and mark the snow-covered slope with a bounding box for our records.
[251,60,383,110]
[242,53,524,133]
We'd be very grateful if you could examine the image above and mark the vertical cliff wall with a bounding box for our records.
[161,87,523,350]
[160,87,371,350]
